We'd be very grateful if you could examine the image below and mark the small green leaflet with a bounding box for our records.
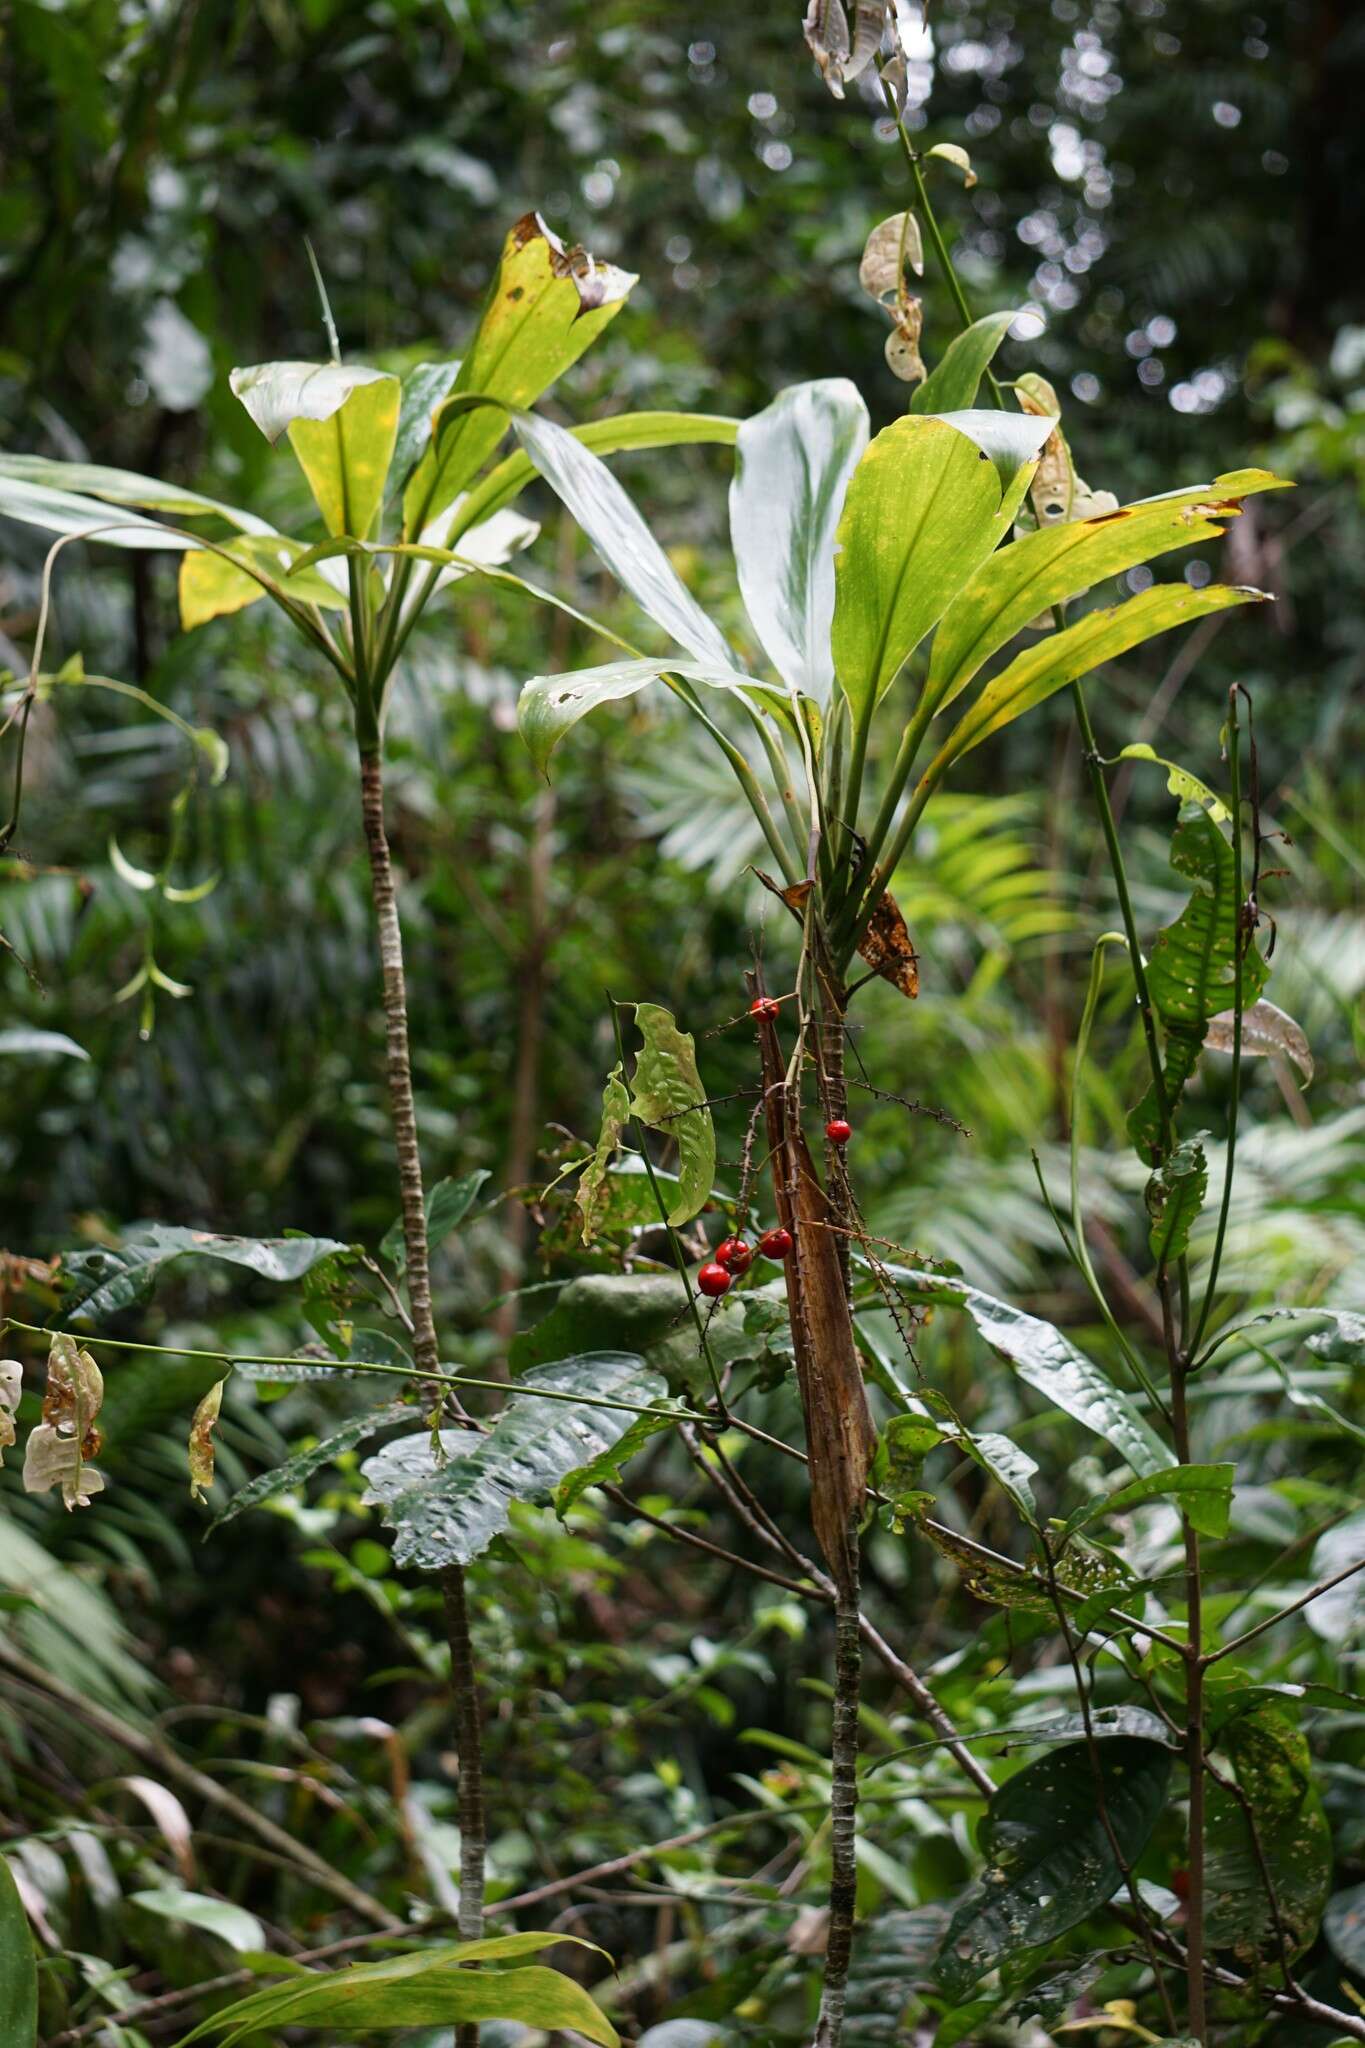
[627,1003,715,1227]
[1062,1463,1235,1543]
[935,1738,1171,1997]
[0,1852,37,2048]
[130,1888,264,1954]
[381,1170,489,1274]
[910,309,1019,416]
[361,1353,667,1570]
[1146,1136,1208,1265]
[578,1063,632,1244]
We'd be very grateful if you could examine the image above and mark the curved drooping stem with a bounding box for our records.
[356,743,485,2036]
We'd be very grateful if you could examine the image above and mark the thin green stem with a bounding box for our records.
[1189,688,1246,1357]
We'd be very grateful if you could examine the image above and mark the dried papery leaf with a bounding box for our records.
[0,1359,20,1464]
[1205,998,1314,1084]
[856,891,920,997]
[858,212,924,305]
[804,0,852,95]
[1015,374,1072,525]
[23,1335,105,1510]
[188,1379,226,1503]
[844,0,888,84]
[884,299,926,384]
[925,141,977,188]
[880,54,907,113]
[755,1008,873,1590]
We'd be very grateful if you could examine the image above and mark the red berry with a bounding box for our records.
[1171,1867,1191,1902]
[715,1236,753,1274]
[697,1261,733,1299]
[758,1227,793,1260]
[749,996,780,1021]
[825,1117,852,1145]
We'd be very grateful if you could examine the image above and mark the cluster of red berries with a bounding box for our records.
[697,1225,794,1299]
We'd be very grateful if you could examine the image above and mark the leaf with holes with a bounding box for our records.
[1146,1135,1208,1265]
[577,1063,632,1245]
[518,655,761,776]
[361,1354,666,1570]
[1205,1705,1331,1964]
[935,1738,1171,1997]
[628,1003,716,1227]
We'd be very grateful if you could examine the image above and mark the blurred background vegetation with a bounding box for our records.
[0,3,1362,2041]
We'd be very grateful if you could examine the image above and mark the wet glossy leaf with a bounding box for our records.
[361,1354,666,1570]
[381,1170,490,1275]
[514,410,731,666]
[1066,1463,1235,1542]
[911,310,1019,416]
[935,1738,1171,1996]
[628,1002,716,1226]
[0,1027,89,1060]
[729,378,869,703]
[0,475,200,550]
[214,1403,413,1528]
[1205,1706,1332,1963]
[388,359,463,496]
[517,655,760,776]
[831,413,1049,720]
[927,469,1287,714]
[452,410,739,537]
[932,585,1266,773]
[890,1269,1174,1476]
[845,1905,950,2043]
[187,1378,226,1503]
[405,213,635,533]
[178,1932,617,2047]
[60,1227,349,1322]
[1205,997,1313,1083]
[230,360,392,445]
[1146,1135,1208,1264]
[0,1851,37,2048]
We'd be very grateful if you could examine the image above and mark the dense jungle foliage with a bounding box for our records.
[0,4,1363,2046]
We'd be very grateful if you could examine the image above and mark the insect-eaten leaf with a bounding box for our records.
[804,0,884,97]
[872,1414,943,1530]
[626,1003,716,1228]
[23,1333,105,1510]
[859,212,924,305]
[188,1378,227,1503]
[856,890,920,997]
[362,1354,667,1571]
[1205,1705,1332,1965]
[1204,997,1313,1085]
[577,1063,632,1245]
[1145,1134,1208,1265]
[935,1738,1172,1997]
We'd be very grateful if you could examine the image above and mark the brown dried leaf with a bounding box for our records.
[189,1378,227,1503]
[844,0,887,84]
[884,298,926,384]
[804,0,851,94]
[1205,999,1314,1084]
[23,1334,104,1510]
[858,211,924,305]
[857,891,920,998]
[0,1358,20,1465]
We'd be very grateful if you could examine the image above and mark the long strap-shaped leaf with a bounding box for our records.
[926,466,1288,713]
[926,580,1266,775]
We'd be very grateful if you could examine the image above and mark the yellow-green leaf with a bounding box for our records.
[288,375,401,539]
[178,536,348,631]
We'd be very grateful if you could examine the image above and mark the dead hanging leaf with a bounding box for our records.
[880,53,907,113]
[755,1009,873,1592]
[1205,999,1314,1085]
[1015,373,1118,529]
[804,0,885,97]
[859,211,924,305]
[0,1357,20,1463]
[884,297,926,384]
[857,891,920,998]
[925,141,977,188]
[23,1333,105,1510]
[189,1378,227,1503]
[512,212,634,313]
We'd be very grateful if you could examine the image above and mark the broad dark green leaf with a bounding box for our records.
[728,377,868,702]
[1127,802,1270,1161]
[61,1227,350,1322]
[178,1933,615,2047]
[213,1403,413,1528]
[844,1905,949,2046]
[517,655,761,776]
[935,1738,1171,1996]
[927,469,1287,713]
[910,309,1019,416]
[361,1353,667,1570]
[513,411,732,666]
[1065,1464,1235,1542]
[931,584,1265,774]
[381,1170,490,1274]
[0,1852,37,2048]
[403,213,635,532]
[628,1002,715,1225]
[891,1269,1174,1477]
[831,412,1049,720]
[1146,1136,1208,1265]
[1205,1706,1332,1963]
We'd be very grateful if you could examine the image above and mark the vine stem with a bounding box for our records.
[814,1559,862,2048]
[356,739,484,2039]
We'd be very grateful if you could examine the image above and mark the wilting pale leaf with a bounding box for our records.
[0,1360,20,1464]
[804,0,851,93]
[188,1379,227,1503]
[859,212,923,305]
[228,361,391,445]
[113,1779,194,1882]
[925,141,977,188]
[1205,998,1313,1084]
[578,1063,632,1245]
[23,1334,105,1510]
